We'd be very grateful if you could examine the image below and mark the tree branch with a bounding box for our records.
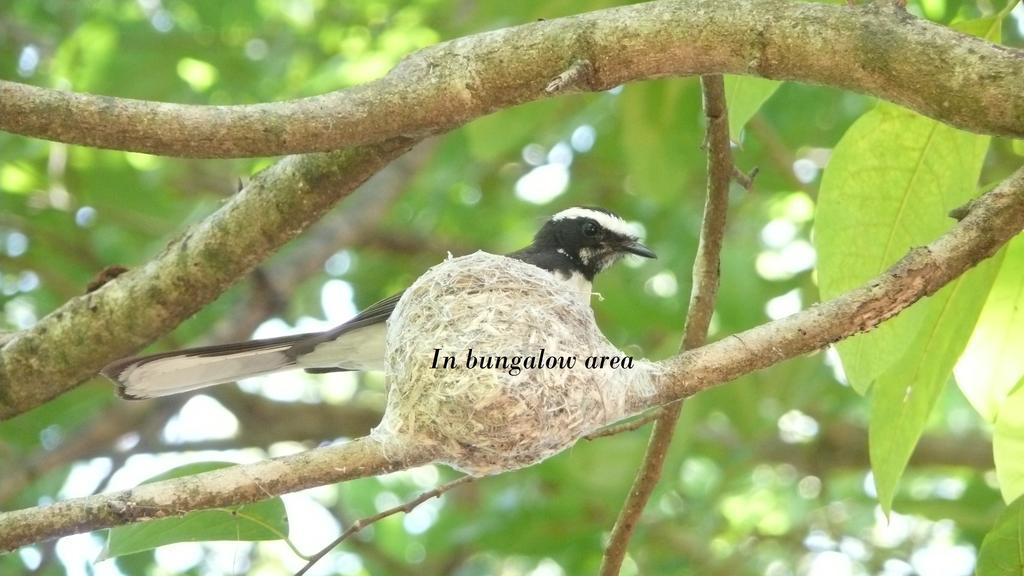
[1,0,1022,157]
[204,140,437,344]
[0,437,433,553]
[0,138,416,420]
[0,160,422,496]
[4,160,1018,553]
[0,149,429,498]
[639,166,1024,409]
[583,410,661,441]
[601,74,735,575]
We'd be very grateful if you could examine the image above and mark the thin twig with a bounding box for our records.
[583,410,660,440]
[329,502,421,576]
[295,475,474,576]
[545,59,595,93]
[600,74,735,575]
[732,166,759,191]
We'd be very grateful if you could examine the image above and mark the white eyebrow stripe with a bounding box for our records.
[551,207,636,237]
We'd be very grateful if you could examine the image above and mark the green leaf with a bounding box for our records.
[815,103,990,393]
[723,75,781,142]
[101,462,289,560]
[955,236,1024,422]
[977,495,1024,576]
[869,252,1002,513]
[994,379,1024,504]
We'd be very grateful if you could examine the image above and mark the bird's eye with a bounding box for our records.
[582,221,601,237]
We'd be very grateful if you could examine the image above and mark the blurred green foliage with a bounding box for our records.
[1,0,1023,575]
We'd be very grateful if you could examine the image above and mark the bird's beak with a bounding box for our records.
[621,240,657,259]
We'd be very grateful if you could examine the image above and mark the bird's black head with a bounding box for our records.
[530,207,657,280]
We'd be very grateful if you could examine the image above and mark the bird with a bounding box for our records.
[102,206,657,399]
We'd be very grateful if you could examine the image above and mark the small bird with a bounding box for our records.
[102,207,656,399]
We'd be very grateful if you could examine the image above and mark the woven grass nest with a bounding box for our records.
[372,251,657,475]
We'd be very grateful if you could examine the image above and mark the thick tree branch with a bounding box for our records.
[0,437,433,552]
[0,138,416,420]
[601,74,734,575]
[0,183,412,514]
[1,0,1022,157]
[639,167,1024,408]
[205,140,436,343]
[0,391,383,507]
[0,153,427,499]
[3,162,1020,553]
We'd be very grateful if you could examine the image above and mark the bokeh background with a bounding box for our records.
[1,1,1023,574]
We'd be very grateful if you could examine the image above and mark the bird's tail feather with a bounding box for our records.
[102,333,311,399]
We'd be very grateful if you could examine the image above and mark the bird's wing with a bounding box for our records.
[288,291,404,370]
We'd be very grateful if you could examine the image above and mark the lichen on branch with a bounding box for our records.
[0,139,416,419]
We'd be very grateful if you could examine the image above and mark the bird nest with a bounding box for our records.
[372,251,656,475]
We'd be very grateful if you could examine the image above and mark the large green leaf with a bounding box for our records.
[977,495,1024,576]
[723,75,781,141]
[101,462,289,560]
[994,379,1024,504]
[863,11,1007,513]
[815,103,990,393]
[955,236,1024,422]
[869,253,1001,513]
